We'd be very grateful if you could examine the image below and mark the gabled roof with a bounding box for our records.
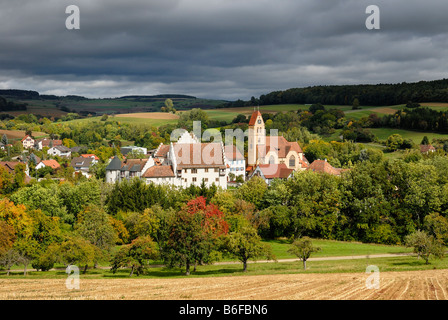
[173,143,226,169]
[81,154,99,160]
[248,110,262,126]
[154,144,170,158]
[258,136,303,158]
[142,165,175,178]
[307,160,342,175]
[21,135,34,142]
[255,163,294,179]
[50,145,71,152]
[120,159,148,172]
[70,156,94,168]
[40,159,61,169]
[420,144,436,153]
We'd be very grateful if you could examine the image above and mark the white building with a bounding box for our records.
[47,145,71,158]
[224,144,245,180]
[105,131,228,189]
[21,135,35,149]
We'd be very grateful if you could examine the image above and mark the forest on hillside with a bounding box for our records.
[220,79,448,108]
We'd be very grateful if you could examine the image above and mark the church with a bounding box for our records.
[246,109,308,176]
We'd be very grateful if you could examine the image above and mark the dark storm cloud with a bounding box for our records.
[1,0,448,99]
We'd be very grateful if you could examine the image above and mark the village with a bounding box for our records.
[0,109,356,188]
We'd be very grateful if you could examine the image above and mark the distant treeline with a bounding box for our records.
[0,96,27,112]
[220,79,448,108]
[378,107,448,133]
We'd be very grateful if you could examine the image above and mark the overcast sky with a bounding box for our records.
[1,0,448,100]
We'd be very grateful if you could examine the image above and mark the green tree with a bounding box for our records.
[386,134,404,151]
[55,237,97,273]
[235,176,267,209]
[287,236,321,270]
[223,224,274,272]
[75,205,117,265]
[421,136,430,145]
[404,230,445,264]
[110,236,159,276]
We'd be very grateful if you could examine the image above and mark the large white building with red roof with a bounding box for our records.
[106,131,228,189]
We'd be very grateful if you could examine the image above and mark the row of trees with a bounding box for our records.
[219,79,448,107]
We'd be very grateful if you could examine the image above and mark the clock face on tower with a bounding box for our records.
[258,119,261,124]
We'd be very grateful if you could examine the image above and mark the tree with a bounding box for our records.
[287,236,321,270]
[223,224,274,272]
[55,237,97,274]
[160,197,228,275]
[386,134,404,151]
[75,205,117,265]
[404,230,445,264]
[110,236,159,276]
[0,221,16,256]
[352,98,360,110]
[235,176,267,209]
[421,136,430,145]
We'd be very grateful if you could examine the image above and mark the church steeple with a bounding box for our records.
[247,110,265,166]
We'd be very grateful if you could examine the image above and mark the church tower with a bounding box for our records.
[247,109,265,166]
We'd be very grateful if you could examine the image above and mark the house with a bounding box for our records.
[47,145,71,158]
[105,157,152,183]
[21,135,35,149]
[0,161,31,183]
[247,109,307,172]
[35,138,63,151]
[420,144,436,154]
[70,156,97,178]
[106,131,228,189]
[121,146,148,157]
[35,159,61,171]
[306,159,347,176]
[248,163,294,185]
[80,154,100,161]
[224,144,245,180]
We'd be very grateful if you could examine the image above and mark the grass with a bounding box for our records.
[0,239,422,279]
[369,128,448,144]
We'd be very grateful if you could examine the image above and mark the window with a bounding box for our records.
[216,178,219,182]
[204,178,208,182]
[214,168,219,173]
[192,177,197,182]
[269,155,275,164]
[192,168,197,174]
[205,168,209,173]
[289,155,296,168]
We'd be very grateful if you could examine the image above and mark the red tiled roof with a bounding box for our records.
[21,135,33,142]
[173,143,226,168]
[255,163,294,179]
[420,144,436,153]
[154,144,170,158]
[41,160,61,169]
[142,165,175,178]
[307,160,342,175]
[248,111,262,126]
[258,136,303,158]
[81,154,99,160]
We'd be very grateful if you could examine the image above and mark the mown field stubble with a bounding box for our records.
[1,269,448,300]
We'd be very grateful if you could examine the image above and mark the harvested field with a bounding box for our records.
[1,269,448,300]
[115,112,179,120]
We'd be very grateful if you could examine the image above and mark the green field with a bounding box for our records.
[1,238,428,279]
[369,128,448,143]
